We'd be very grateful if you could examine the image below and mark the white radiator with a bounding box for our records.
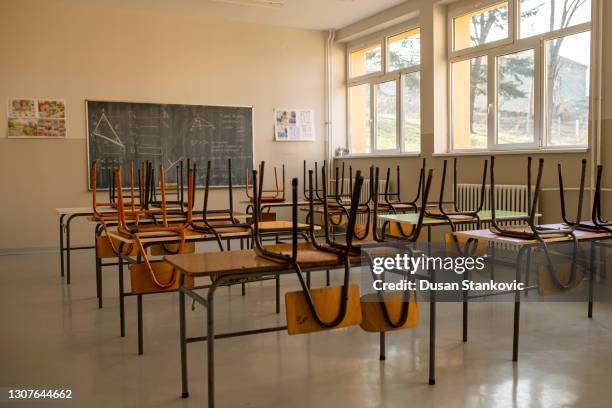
[330,178,386,224]
[455,183,537,231]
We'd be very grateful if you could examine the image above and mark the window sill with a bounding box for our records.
[335,152,422,159]
[433,148,588,157]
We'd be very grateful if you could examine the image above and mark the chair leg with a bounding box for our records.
[379,332,386,361]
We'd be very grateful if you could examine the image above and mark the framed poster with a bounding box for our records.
[274,108,315,141]
[7,98,66,138]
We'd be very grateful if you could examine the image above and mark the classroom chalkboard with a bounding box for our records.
[86,100,253,189]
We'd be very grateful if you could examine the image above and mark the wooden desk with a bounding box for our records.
[454,224,611,362]
[455,225,610,246]
[56,207,100,284]
[379,210,530,226]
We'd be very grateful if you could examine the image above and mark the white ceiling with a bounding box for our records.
[69,0,407,30]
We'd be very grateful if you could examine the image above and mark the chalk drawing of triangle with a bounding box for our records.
[190,115,215,131]
[92,113,125,150]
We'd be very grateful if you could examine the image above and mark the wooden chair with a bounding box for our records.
[380,158,427,214]
[114,165,191,291]
[245,162,285,203]
[251,163,364,335]
[360,167,434,334]
[490,157,587,294]
[189,160,252,251]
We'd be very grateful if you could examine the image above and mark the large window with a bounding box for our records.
[449,0,592,151]
[348,27,421,155]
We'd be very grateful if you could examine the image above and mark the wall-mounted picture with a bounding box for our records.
[274,108,314,141]
[6,98,66,138]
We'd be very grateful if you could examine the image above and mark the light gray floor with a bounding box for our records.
[1,249,612,408]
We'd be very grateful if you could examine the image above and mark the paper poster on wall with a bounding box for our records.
[274,108,314,141]
[7,98,66,138]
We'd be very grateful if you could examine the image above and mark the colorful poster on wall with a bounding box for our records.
[274,108,314,141]
[7,98,66,138]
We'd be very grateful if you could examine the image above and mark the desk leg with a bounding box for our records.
[66,214,74,285]
[588,243,596,318]
[95,226,103,309]
[524,250,532,297]
[119,257,125,337]
[275,275,280,314]
[179,274,189,398]
[462,269,469,342]
[59,214,66,277]
[513,246,527,362]
[429,288,436,385]
[207,282,217,408]
[138,294,144,355]
[428,233,436,385]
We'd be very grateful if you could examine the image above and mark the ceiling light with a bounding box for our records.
[210,0,285,9]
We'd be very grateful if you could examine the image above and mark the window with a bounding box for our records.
[375,80,398,150]
[519,0,591,39]
[349,43,382,78]
[545,31,590,146]
[348,26,421,155]
[497,49,536,145]
[449,0,592,151]
[402,72,421,152]
[453,1,510,51]
[451,56,488,149]
[388,29,420,71]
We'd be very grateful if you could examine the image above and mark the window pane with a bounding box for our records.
[546,31,590,146]
[375,80,397,151]
[349,84,371,154]
[451,56,488,149]
[497,49,536,145]
[402,72,421,152]
[520,0,591,39]
[454,2,509,51]
[388,28,420,71]
[350,44,381,78]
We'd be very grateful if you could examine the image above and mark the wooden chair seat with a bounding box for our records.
[96,235,139,258]
[538,262,585,295]
[190,222,251,235]
[150,241,196,256]
[492,225,570,239]
[130,261,194,294]
[445,232,487,257]
[262,242,341,265]
[286,284,362,335]
[360,292,419,332]
[378,202,415,211]
[258,221,311,232]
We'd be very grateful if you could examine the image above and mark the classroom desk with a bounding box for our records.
[455,225,611,361]
[104,221,319,352]
[56,206,244,284]
[164,248,437,408]
[57,207,106,284]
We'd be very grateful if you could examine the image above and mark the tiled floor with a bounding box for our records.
[1,249,612,407]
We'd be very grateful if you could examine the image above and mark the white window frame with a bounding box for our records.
[347,23,421,156]
[447,0,594,153]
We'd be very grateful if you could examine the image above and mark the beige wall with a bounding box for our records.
[334,0,611,239]
[0,0,329,250]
